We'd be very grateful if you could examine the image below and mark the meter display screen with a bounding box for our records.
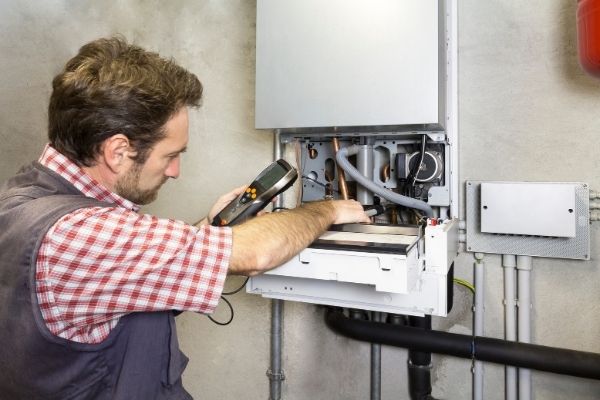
[211,159,297,227]
[254,162,287,192]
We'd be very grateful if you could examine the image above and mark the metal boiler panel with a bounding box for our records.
[255,0,445,129]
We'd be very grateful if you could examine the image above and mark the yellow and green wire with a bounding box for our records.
[453,278,475,295]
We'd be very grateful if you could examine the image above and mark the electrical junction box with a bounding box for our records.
[465,181,590,260]
[480,182,577,238]
[248,220,459,316]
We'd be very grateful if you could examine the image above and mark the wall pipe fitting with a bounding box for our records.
[335,145,434,216]
[324,309,600,381]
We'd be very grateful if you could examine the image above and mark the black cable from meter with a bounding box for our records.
[223,277,250,295]
[207,278,249,326]
[207,296,235,326]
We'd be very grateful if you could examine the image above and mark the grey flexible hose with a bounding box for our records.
[335,145,434,217]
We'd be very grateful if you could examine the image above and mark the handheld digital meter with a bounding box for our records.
[211,159,298,227]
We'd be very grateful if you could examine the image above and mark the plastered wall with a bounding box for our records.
[0,1,598,399]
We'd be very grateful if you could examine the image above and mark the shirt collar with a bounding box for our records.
[38,144,140,212]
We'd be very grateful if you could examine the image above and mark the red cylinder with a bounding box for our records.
[578,0,600,78]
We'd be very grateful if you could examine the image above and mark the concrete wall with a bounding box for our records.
[0,1,598,399]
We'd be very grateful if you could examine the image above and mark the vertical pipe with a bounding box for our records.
[331,137,349,200]
[502,255,517,400]
[407,315,433,400]
[473,253,485,400]
[370,343,381,400]
[517,256,533,400]
[439,206,449,220]
[448,0,459,220]
[359,138,377,400]
[356,138,374,205]
[370,312,382,400]
[269,131,285,400]
[269,299,284,400]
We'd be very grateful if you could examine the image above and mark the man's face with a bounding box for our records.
[116,108,189,205]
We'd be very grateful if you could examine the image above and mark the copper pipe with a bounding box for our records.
[331,137,349,200]
[391,207,398,225]
[381,164,390,182]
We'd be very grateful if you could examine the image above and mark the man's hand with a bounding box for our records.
[194,186,246,227]
[207,185,247,224]
[330,199,371,224]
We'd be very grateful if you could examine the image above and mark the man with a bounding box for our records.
[0,37,369,399]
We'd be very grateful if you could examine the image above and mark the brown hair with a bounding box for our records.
[48,36,203,166]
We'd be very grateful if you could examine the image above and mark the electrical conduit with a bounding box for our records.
[473,254,485,400]
[517,256,533,400]
[502,255,517,400]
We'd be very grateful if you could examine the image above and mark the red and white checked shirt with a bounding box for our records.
[36,145,232,344]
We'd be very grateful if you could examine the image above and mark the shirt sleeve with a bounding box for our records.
[36,206,231,343]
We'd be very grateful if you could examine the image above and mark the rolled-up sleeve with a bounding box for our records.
[36,206,232,343]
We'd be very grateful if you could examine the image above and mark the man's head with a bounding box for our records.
[48,37,202,204]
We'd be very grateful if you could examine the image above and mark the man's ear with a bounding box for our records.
[101,134,135,174]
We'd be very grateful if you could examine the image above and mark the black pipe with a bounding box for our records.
[407,316,435,400]
[325,309,600,381]
[408,316,432,366]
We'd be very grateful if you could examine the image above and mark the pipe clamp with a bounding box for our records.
[266,369,286,381]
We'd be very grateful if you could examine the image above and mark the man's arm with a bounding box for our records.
[229,200,369,276]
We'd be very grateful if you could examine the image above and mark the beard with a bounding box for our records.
[115,163,167,205]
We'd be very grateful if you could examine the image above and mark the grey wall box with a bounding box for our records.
[255,0,446,130]
[465,181,591,260]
